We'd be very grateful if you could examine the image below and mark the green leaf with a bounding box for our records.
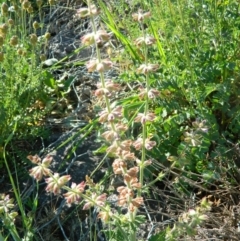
[42,71,56,89]
[134,215,146,225]
[149,21,166,63]
[93,144,108,155]
[103,229,125,241]
[148,229,167,241]
[63,76,74,90]
[202,84,218,100]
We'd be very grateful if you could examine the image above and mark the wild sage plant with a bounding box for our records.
[26,2,161,240]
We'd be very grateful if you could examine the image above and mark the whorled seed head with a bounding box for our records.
[22,0,30,10]
[8,19,14,26]
[36,0,42,8]
[33,21,40,30]
[9,35,18,46]
[27,5,33,14]
[1,2,8,15]
[0,23,8,35]
[29,34,38,45]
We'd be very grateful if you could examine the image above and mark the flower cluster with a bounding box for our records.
[0,194,18,226]
[28,155,52,181]
[91,8,159,218]
[63,182,86,204]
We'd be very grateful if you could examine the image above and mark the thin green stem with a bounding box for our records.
[139,22,150,194]
[3,123,31,241]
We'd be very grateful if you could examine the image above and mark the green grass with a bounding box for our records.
[0,1,63,240]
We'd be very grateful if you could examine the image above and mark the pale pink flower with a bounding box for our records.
[86,59,113,72]
[113,123,128,132]
[95,80,121,98]
[75,7,89,18]
[63,181,85,205]
[75,4,99,18]
[123,173,132,182]
[81,32,95,46]
[82,201,92,210]
[106,141,118,154]
[132,137,143,150]
[138,86,147,99]
[45,173,71,195]
[107,139,132,156]
[133,137,156,150]
[98,110,110,123]
[134,112,156,124]
[96,59,113,72]
[118,196,128,206]
[0,194,15,213]
[94,88,108,98]
[121,150,135,160]
[102,130,119,141]
[98,207,112,222]
[145,138,157,150]
[81,30,110,46]
[99,106,122,123]
[29,165,51,181]
[119,140,132,150]
[130,181,142,189]
[86,59,98,72]
[27,154,41,164]
[107,139,131,154]
[117,186,134,206]
[117,185,132,195]
[137,63,159,74]
[127,167,139,177]
[83,193,107,210]
[131,197,144,208]
[28,155,52,181]
[112,158,127,174]
[188,209,197,216]
[128,197,144,212]
[148,89,160,99]
[134,36,156,46]
[138,87,161,99]
[104,81,121,91]
[132,10,151,22]
[136,159,152,167]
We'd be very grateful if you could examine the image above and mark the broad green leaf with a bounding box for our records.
[42,71,56,89]
[149,229,167,241]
